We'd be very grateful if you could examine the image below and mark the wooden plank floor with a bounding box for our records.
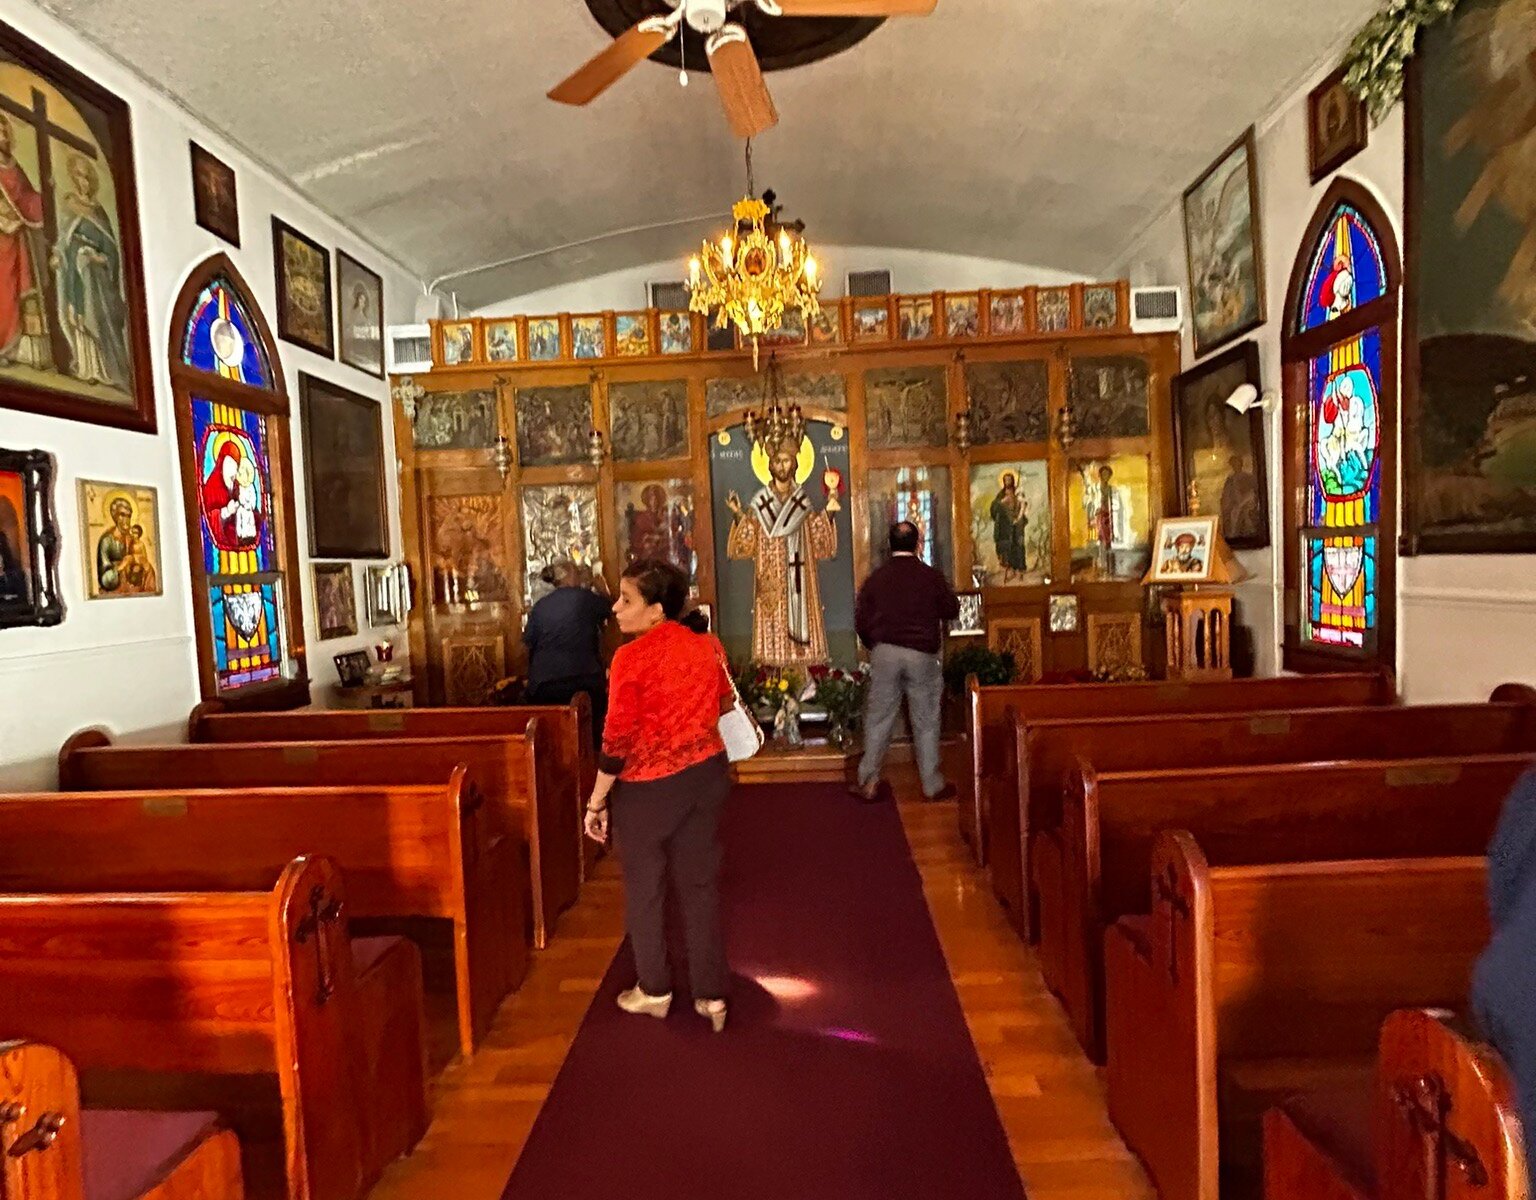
[370,792,1154,1200]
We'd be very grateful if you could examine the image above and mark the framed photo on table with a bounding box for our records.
[1147,516,1219,584]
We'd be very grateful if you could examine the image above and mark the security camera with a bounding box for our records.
[1225,383,1273,414]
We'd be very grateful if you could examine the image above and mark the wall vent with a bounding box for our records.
[846,269,892,297]
[385,324,434,374]
[1130,286,1183,334]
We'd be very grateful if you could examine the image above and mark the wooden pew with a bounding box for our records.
[189,695,600,879]
[1104,832,1489,1200]
[0,767,521,1059]
[1264,1009,1525,1200]
[966,668,1394,867]
[1046,752,1532,1061]
[0,1039,244,1200]
[1014,685,1536,942]
[0,857,428,1200]
[60,722,576,950]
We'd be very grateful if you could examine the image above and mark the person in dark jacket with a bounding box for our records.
[1472,766,1536,1140]
[523,561,611,743]
[851,521,960,803]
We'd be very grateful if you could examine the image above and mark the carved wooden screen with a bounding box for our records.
[1281,181,1401,673]
[171,256,309,708]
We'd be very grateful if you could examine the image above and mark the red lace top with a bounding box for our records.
[600,621,734,783]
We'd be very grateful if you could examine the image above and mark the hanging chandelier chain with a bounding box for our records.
[745,137,755,199]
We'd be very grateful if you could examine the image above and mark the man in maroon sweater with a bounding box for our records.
[852,521,961,803]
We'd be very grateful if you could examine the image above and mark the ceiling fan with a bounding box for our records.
[548,0,938,139]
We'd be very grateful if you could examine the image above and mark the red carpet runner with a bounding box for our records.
[500,783,1028,1199]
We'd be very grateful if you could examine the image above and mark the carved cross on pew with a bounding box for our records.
[1153,865,1190,986]
[294,885,345,1006]
[1393,1074,1489,1200]
[0,86,103,375]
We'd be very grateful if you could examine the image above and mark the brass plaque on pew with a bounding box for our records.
[142,795,189,817]
[1386,764,1462,787]
[1248,715,1292,736]
[367,712,407,733]
[282,746,320,766]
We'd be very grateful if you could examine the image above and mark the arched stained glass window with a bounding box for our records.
[180,277,273,387]
[1297,205,1388,333]
[1281,182,1401,673]
[170,256,309,708]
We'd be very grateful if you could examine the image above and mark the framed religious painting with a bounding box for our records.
[659,311,693,355]
[1083,284,1121,329]
[1068,453,1153,582]
[864,366,947,449]
[78,478,161,598]
[438,320,476,367]
[1147,515,1218,584]
[485,319,519,363]
[312,562,357,640]
[968,461,1050,587]
[1035,287,1071,333]
[949,590,983,637]
[867,465,954,576]
[614,312,651,356]
[336,251,384,378]
[964,360,1049,445]
[527,317,562,361]
[299,374,388,559]
[272,218,333,357]
[0,447,62,628]
[989,290,1027,335]
[610,380,688,461]
[615,477,696,582]
[516,384,592,467]
[1308,66,1368,183]
[945,293,980,338]
[1069,356,1151,439]
[411,389,497,451]
[897,296,933,341]
[1048,593,1080,634]
[762,307,806,348]
[1172,340,1268,548]
[333,647,370,686]
[1183,127,1266,357]
[1404,0,1536,553]
[0,23,155,433]
[571,315,606,359]
[808,305,842,346]
[521,484,601,603]
[190,142,239,247]
[851,300,890,342]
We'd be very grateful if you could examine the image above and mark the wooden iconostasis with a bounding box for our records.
[395,292,1179,706]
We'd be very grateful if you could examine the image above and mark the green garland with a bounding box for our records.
[1342,0,1462,124]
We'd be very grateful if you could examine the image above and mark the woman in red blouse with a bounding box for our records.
[584,558,735,1032]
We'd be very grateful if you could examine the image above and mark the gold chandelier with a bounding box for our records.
[687,146,820,367]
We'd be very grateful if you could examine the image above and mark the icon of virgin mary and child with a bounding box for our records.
[201,438,264,550]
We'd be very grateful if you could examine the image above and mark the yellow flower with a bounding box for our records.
[779,679,789,691]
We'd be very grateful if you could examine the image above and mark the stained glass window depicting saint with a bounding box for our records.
[1298,206,1387,333]
[1297,205,1385,655]
[867,466,953,577]
[181,278,272,387]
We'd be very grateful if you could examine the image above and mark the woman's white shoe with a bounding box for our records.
[695,998,727,1033]
[616,987,672,1019]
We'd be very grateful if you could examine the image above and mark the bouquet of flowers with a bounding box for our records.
[808,662,871,749]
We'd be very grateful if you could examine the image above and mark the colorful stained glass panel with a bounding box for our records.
[1299,204,1387,333]
[1308,329,1382,526]
[192,396,276,575]
[1302,534,1378,650]
[209,580,284,690]
[181,278,272,387]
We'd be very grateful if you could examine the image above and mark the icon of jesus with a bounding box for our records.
[725,432,838,666]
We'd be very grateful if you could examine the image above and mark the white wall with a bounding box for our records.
[1111,63,1536,701]
[0,0,422,788]
[475,245,1088,315]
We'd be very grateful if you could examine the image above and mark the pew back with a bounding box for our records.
[1052,752,1530,1059]
[0,769,518,1056]
[0,858,364,1200]
[59,724,574,948]
[189,698,596,879]
[1014,691,1536,930]
[1105,832,1488,1200]
[0,1039,245,1200]
[967,668,1393,865]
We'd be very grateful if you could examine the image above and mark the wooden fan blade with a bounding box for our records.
[771,0,937,15]
[548,23,672,105]
[708,32,778,139]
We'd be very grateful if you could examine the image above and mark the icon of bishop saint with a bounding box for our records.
[725,433,838,666]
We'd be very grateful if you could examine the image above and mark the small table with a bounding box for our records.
[329,677,414,710]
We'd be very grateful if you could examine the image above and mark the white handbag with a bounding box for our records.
[718,670,764,763]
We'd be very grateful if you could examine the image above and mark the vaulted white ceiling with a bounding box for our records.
[40,0,1379,307]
